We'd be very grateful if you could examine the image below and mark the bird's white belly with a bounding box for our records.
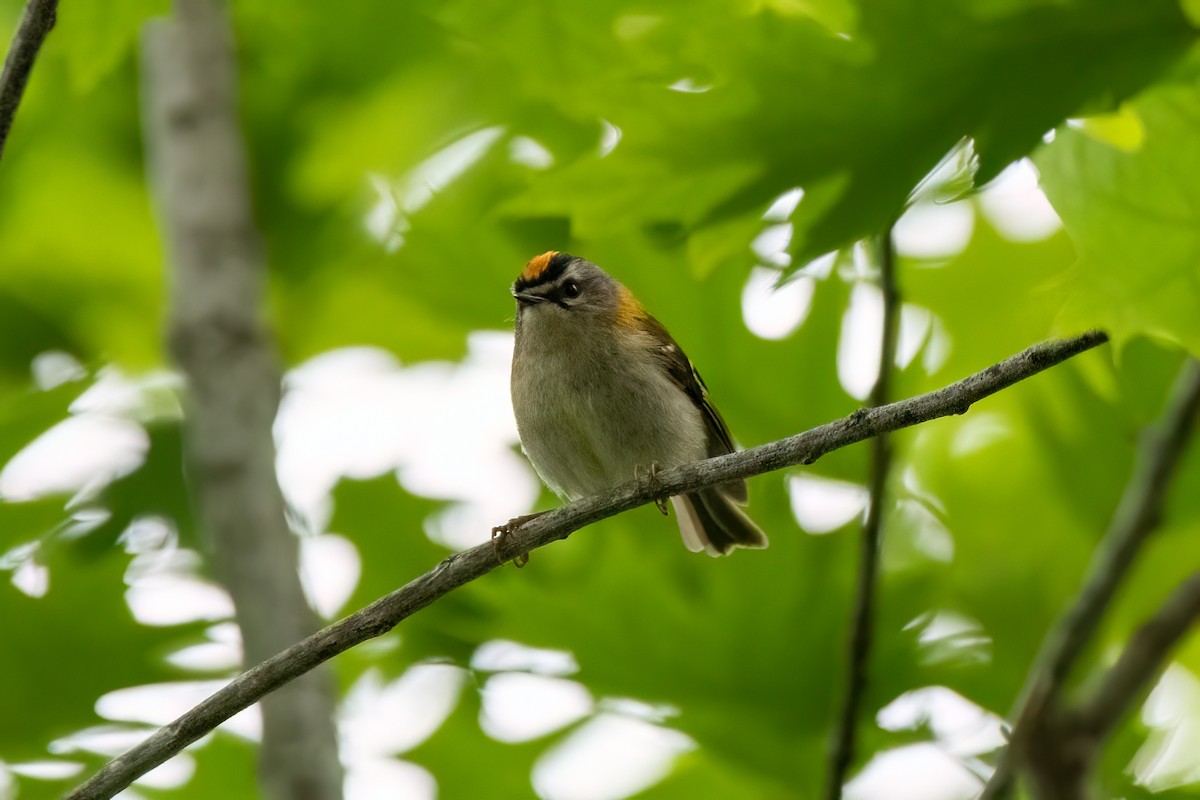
[513,354,707,501]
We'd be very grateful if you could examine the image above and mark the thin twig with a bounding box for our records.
[980,357,1200,800]
[0,0,58,160]
[66,330,1109,800]
[826,231,900,800]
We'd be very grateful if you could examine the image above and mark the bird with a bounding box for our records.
[495,250,767,565]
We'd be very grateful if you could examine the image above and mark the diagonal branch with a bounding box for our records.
[66,330,1109,800]
[1073,569,1200,739]
[981,357,1200,800]
[0,0,58,160]
[826,229,900,800]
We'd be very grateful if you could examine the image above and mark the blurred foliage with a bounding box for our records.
[1037,83,1200,355]
[1,0,1199,798]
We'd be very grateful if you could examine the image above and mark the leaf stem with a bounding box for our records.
[825,229,900,800]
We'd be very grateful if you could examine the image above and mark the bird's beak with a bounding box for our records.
[513,291,546,306]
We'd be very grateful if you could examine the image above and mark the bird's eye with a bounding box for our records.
[562,280,581,299]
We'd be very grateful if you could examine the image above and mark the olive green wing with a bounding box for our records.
[641,314,748,503]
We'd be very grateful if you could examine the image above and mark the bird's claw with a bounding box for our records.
[635,463,670,516]
[491,512,543,568]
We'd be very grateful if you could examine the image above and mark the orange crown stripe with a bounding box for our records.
[521,251,559,282]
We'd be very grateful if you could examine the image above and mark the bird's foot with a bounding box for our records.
[491,511,545,568]
[635,462,670,516]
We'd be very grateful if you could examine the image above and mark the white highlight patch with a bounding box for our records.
[878,686,1006,758]
[31,351,86,390]
[896,305,932,369]
[845,743,982,800]
[339,667,460,800]
[751,223,794,267]
[275,333,539,551]
[70,367,181,419]
[340,665,464,757]
[1,366,181,503]
[472,639,580,676]
[763,188,804,222]
[667,78,711,93]
[95,681,261,741]
[125,574,234,626]
[977,159,1062,242]
[299,533,361,619]
[166,622,243,671]
[788,473,869,534]
[481,673,593,743]
[906,610,992,667]
[1133,664,1200,790]
[50,725,159,757]
[510,136,555,170]
[741,267,815,340]
[798,250,838,279]
[134,753,195,789]
[165,640,242,672]
[893,201,975,260]
[8,760,84,780]
[599,120,622,157]
[533,714,694,800]
[0,416,147,501]
[346,758,436,800]
[598,697,679,723]
[11,559,49,598]
[838,282,883,401]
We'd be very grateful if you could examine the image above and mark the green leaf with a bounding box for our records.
[902,218,1075,384]
[0,382,83,465]
[1037,81,1200,356]
[0,544,198,761]
[83,421,195,554]
[0,496,66,552]
[51,0,170,93]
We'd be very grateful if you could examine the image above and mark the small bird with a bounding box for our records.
[498,250,768,563]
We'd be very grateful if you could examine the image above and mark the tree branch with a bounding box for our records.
[140,2,342,798]
[981,357,1200,800]
[67,330,1108,800]
[826,229,900,800]
[1074,570,1200,739]
[0,0,58,161]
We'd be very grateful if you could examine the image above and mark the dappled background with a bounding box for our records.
[2,0,1200,798]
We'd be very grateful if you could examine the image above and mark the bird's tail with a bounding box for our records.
[670,488,768,557]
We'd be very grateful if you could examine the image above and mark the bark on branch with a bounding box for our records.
[67,330,1109,800]
[0,0,58,160]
